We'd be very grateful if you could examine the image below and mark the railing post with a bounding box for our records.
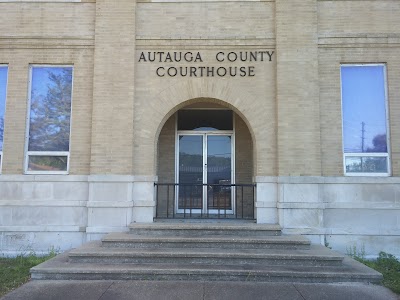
[252,184,255,220]
[241,185,244,219]
[189,185,193,218]
[201,184,203,219]
[155,183,159,218]
[224,187,227,218]
[235,185,238,219]
[183,185,186,219]
[173,184,176,219]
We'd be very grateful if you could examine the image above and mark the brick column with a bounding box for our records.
[87,1,154,231]
[275,0,321,176]
[90,0,136,175]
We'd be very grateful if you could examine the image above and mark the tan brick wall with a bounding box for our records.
[90,0,136,174]
[235,113,253,184]
[0,2,94,39]
[319,1,400,36]
[134,48,276,177]
[136,2,275,40]
[319,48,400,176]
[134,0,276,176]
[276,0,321,176]
[157,113,175,183]
[0,2,95,175]
[318,1,400,176]
[0,0,399,179]
[0,49,95,175]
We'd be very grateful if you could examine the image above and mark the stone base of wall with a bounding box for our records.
[256,176,400,258]
[0,175,399,257]
[0,175,156,256]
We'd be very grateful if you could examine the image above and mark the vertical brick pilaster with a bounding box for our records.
[90,0,136,174]
[275,0,321,176]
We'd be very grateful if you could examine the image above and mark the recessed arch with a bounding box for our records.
[154,97,257,168]
[133,79,276,177]
[155,99,255,219]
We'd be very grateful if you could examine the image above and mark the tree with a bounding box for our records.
[28,68,72,152]
[367,134,387,153]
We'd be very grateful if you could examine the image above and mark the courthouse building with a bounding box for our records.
[0,0,399,257]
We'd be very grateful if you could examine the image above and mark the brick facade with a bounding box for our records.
[0,0,399,257]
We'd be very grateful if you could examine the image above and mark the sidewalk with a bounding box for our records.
[2,280,399,300]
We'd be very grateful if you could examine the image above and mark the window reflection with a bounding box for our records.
[27,66,73,173]
[341,65,387,153]
[28,156,68,171]
[28,67,73,152]
[345,156,387,173]
[341,65,389,175]
[0,66,8,152]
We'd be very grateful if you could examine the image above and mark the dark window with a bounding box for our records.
[178,110,233,131]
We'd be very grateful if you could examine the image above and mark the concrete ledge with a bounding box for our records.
[283,228,400,237]
[278,203,325,209]
[0,175,89,182]
[85,226,130,234]
[87,201,133,208]
[254,176,277,183]
[88,175,135,182]
[0,226,85,232]
[255,176,400,184]
[135,176,158,182]
[133,200,156,207]
[280,176,400,184]
[0,200,87,207]
[325,202,400,209]
[255,201,276,208]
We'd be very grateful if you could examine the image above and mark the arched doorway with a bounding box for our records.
[156,101,254,219]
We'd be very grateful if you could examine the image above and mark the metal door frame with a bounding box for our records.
[175,130,235,215]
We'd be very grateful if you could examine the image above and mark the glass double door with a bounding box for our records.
[177,133,233,214]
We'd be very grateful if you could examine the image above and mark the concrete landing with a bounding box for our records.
[2,280,399,300]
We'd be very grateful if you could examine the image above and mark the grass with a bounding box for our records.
[0,249,57,298]
[348,248,400,295]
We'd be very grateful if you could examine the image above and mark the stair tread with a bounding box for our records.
[102,232,310,244]
[31,252,381,280]
[129,223,282,231]
[69,242,343,260]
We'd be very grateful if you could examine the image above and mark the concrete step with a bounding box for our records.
[30,222,383,284]
[129,222,282,237]
[68,242,343,267]
[101,232,310,250]
[31,251,382,283]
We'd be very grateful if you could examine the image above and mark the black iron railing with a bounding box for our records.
[154,183,255,220]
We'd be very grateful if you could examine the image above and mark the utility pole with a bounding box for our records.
[361,122,366,152]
